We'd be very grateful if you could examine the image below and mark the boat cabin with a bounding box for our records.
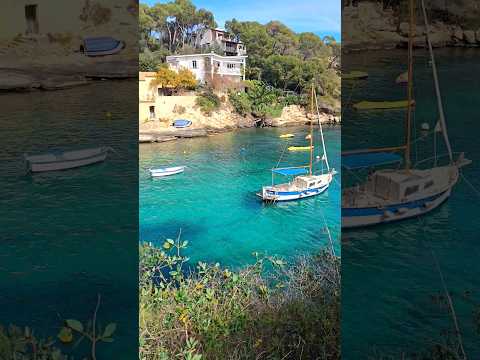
[294,175,324,189]
[365,170,436,201]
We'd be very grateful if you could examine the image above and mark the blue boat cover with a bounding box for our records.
[342,152,402,170]
[84,37,122,54]
[272,168,309,176]
[173,119,192,127]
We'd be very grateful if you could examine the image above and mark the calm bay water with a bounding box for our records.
[342,48,480,357]
[140,126,340,268]
[0,81,138,358]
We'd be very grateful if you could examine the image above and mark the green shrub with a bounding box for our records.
[195,90,221,115]
[139,235,340,360]
[228,91,252,116]
[0,325,68,360]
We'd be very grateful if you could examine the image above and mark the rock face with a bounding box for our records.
[463,30,477,44]
[139,99,338,142]
[0,71,36,91]
[270,105,339,127]
[343,2,480,52]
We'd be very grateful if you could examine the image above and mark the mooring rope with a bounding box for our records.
[417,215,467,359]
[460,172,480,201]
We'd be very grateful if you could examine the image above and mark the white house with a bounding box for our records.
[193,28,246,57]
[166,53,247,90]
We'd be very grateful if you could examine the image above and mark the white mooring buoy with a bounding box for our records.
[421,122,430,131]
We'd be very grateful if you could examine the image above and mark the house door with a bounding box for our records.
[149,106,156,119]
[25,5,39,34]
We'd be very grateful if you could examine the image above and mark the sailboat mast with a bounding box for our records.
[420,0,453,163]
[405,0,415,170]
[313,88,330,172]
[309,84,314,175]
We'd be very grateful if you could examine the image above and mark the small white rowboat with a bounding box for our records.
[24,146,111,173]
[149,166,185,177]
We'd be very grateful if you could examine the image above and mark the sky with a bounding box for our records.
[142,0,341,41]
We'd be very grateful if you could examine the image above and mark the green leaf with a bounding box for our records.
[66,319,83,333]
[102,323,117,338]
[163,241,172,250]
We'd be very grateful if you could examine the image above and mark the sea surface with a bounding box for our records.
[0,81,138,358]
[342,48,480,357]
[140,126,341,268]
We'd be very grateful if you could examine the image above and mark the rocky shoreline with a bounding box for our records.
[343,2,480,52]
[0,60,137,92]
[139,105,341,143]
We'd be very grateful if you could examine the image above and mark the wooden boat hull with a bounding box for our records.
[342,186,452,229]
[26,147,109,173]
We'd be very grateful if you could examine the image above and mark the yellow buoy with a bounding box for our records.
[58,327,73,344]
[353,99,415,110]
[288,146,314,151]
[279,133,295,138]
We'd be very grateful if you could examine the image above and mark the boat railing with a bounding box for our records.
[413,152,464,169]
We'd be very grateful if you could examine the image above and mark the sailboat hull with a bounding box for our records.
[261,183,330,202]
[342,186,452,228]
[260,173,333,202]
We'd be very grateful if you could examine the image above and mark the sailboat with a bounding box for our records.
[258,85,336,202]
[341,0,471,228]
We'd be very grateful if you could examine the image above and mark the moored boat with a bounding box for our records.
[288,145,314,151]
[24,146,111,173]
[343,70,369,80]
[259,85,336,202]
[353,99,415,110]
[173,119,192,128]
[149,166,185,177]
[342,0,471,228]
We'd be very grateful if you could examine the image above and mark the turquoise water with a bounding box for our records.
[0,81,138,358]
[140,126,340,268]
[342,49,480,357]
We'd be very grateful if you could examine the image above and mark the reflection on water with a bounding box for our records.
[140,127,341,268]
[0,81,138,358]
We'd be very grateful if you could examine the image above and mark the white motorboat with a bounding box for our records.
[24,146,111,173]
[149,166,185,177]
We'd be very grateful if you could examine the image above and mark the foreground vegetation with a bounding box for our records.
[139,235,340,360]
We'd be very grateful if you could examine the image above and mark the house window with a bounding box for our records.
[404,185,419,197]
[149,106,155,119]
[25,5,39,34]
[424,180,434,189]
[192,60,197,69]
